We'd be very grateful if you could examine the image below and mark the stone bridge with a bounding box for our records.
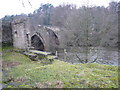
[12,16,65,52]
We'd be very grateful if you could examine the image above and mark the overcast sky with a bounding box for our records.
[0,0,119,18]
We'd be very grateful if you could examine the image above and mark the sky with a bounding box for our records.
[0,0,119,18]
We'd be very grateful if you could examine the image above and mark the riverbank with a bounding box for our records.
[2,47,119,88]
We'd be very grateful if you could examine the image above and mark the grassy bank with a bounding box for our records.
[2,47,119,88]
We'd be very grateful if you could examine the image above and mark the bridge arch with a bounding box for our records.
[47,29,59,45]
[31,33,45,51]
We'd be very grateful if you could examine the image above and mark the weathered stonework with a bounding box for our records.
[12,16,63,52]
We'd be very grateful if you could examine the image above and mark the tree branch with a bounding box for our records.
[76,54,84,63]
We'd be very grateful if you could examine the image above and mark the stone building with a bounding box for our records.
[12,16,65,52]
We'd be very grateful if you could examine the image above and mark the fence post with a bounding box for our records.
[55,51,58,56]
[64,49,67,61]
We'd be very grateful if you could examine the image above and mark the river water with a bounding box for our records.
[58,47,119,66]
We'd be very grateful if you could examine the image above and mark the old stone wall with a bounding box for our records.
[12,16,30,49]
[12,16,62,52]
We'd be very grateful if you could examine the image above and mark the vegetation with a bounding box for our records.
[2,47,119,88]
[30,2,118,48]
[1,2,119,64]
[1,1,119,89]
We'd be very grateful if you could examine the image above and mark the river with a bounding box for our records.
[58,47,119,66]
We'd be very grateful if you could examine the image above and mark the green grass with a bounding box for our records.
[2,47,119,88]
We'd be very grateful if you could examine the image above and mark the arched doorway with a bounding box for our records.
[31,35,44,51]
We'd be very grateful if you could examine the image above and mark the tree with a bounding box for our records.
[31,3,53,25]
[50,4,75,27]
[2,15,14,46]
[39,3,53,25]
